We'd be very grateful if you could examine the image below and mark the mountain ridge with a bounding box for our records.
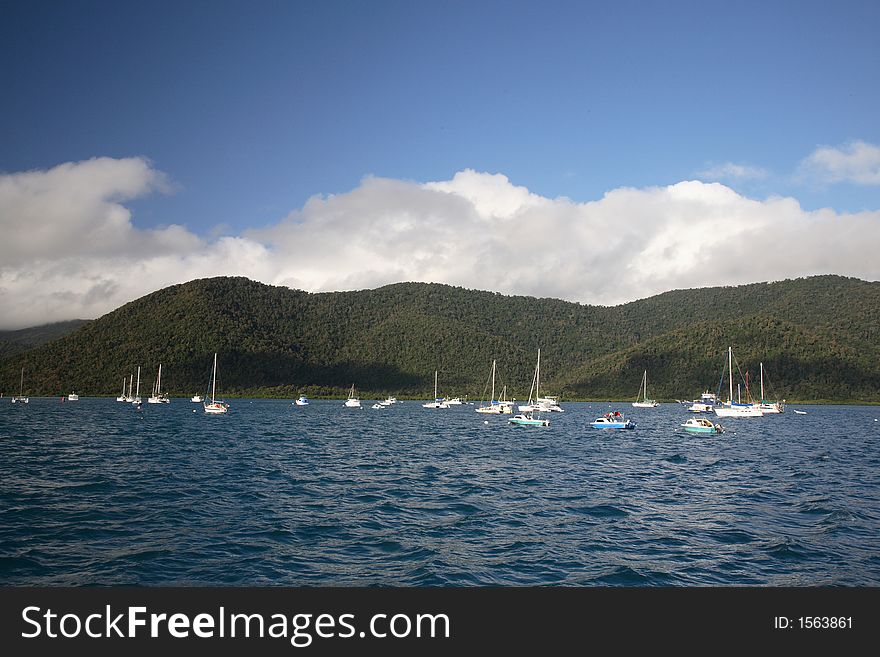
[1,275,878,401]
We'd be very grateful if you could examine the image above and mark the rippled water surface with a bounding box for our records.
[2,398,879,585]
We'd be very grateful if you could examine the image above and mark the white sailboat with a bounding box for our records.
[147,364,170,404]
[476,360,503,414]
[12,367,28,404]
[714,347,763,418]
[130,366,142,405]
[422,370,449,408]
[632,370,659,408]
[125,373,135,403]
[116,377,127,402]
[755,362,784,414]
[509,349,550,426]
[344,383,361,408]
[66,391,79,401]
[203,353,229,414]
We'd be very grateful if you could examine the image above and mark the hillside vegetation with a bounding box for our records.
[1,275,878,401]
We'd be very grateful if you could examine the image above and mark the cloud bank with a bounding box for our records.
[2,157,880,329]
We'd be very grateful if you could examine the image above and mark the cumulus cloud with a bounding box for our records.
[799,140,880,185]
[0,157,272,328]
[696,162,769,182]
[2,158,880,329]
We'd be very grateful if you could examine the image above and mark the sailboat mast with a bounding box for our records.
[434,370,438,399]
[211,353,218,403]
[135,367,140,397]
[536,349,541,399]
[491,360,496,402]
[157,364,162,395]
[760,362,764,401]
[728,347,733,403]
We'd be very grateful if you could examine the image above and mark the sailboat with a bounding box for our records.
[476,360,503,414]
[754,362,784,414]
[116,378,127,402]
[714,347,763,418]
[632,370,659,408]
[12,367,28,404]
[203,353,229,414]
[130,366,142,405]
[66,391,79,401]
[124,373,135,402]
[147,364,170,403]
[509,349,550,426]
[344,383,361,408]
[422,370,450,408]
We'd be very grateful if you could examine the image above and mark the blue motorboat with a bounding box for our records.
[591,411,635,429]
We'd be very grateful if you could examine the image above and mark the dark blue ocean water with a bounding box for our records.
[1,398,879,586]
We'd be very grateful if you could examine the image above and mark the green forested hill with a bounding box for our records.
[0,320,90,359]
[1,275,878,401]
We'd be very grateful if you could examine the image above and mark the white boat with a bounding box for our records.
[67,392,79,401]
[116,378,127,402]
[793,409,807,415]
[380,396,397,406]
[130,366,142,405]
[191,394,203,403]
[632,370,659,408]
[422,370,450,408]
[497,386,514,414]
[754,362,784,413]
[147,364,170,403]
[344,383,361,408]
[536,395,564,412]
[294,395,309,406]
[445,397,463,405]
[682,391,719,413]
[509,349,550,427]
[124,373,135,403]
[203,353,229,414]
[12,367,28,404]
[591,412,636,429]
[714,348,763,418]
[681,417,723,434]
[476,360,503,414]
[371,403,384,409]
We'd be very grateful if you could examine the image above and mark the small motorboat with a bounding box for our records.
[591,412,635,429]
[681,417,724,434]
[508,413,550,427]
[294,395,309,406]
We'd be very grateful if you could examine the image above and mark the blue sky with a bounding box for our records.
[1,0,879,327]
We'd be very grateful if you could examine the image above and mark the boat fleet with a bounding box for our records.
[7,346,792,432]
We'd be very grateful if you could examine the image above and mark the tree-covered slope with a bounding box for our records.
[1,275,878,401]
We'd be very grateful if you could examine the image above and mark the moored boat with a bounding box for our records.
[344,383,361,408]
[203,353,229,414]
[591,411,635,429]
[681,417,723,434]
[508,349,550,427]
[632,370,659,408]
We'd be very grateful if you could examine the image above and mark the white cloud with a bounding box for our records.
[2,157,880,329]
[799,140,880,185]
[696,162,769,182]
